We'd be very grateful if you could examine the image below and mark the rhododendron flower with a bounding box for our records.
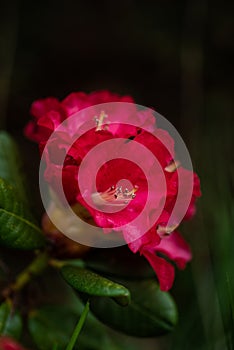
[0,337,27,350]
[25,90,201,291]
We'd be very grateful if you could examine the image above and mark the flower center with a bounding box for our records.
[94,110,108,131]
[92,184,139,207]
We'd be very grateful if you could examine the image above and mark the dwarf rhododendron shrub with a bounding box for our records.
[25,90,201,291]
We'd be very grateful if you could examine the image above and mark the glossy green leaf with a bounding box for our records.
[89,279,178,337]
[77,309,133,350]
[28,306,79,350]
[84,246,155,279]
[0,132,27,203]
[78,301,144,350]
[26,269,133,350]
[28,303,133,350]
[61,265,130,306]
[0,300,23,339]
[0,132,45,249]
[0,178,45,249]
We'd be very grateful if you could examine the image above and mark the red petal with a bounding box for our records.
[30,97,62,119]
[0,336,27,350]
[155,231,192,269]
[62,92,89,116]
[142,249,175,291]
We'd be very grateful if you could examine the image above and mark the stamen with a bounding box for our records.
[164,160,180,173]
[94,111,108,131]
[112,185,139,204]
[92,184,139,207]
[157,223,178,236]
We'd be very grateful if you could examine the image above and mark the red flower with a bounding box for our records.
[0,337,27,350]
[24,91,134,144]
[25,90,201,291]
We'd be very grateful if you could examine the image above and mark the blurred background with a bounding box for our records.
[0,0,233,349]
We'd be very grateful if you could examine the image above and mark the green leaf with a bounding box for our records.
[0,300,23,339]
[0,132,45,249]
[61,265,130,306]
[0,132,27,203]
[77,299,144,350]
[0,178,45,249]
[28,305,79,350]
[88,279,178,337]
[26,269,132,350]
[77,310,126,350]
[28,303,131,350]
[84,246,155,279]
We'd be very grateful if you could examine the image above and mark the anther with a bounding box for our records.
[164,160,180,173]
[92,184,139,207]
[94,111,108,131]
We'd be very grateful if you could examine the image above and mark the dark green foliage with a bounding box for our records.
[88,279,177,337]
[0,300,23,339]
[61,265,131,306]
[0,178,45,249]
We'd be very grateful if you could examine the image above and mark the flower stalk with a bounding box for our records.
[2,251,49,298]
[65,300,90,350]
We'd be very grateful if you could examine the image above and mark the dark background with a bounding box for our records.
[1,0,233,133]
[0,1,234,349]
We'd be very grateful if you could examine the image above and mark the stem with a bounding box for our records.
[226,272,234,349]
[49,258,85,269]
[49,258,66,269]
[65,301,90,350]
[2,251,49,297]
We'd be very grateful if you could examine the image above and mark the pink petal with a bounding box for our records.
[0,336,27,350]
[155,231,192,269]
[142,249,175,291]
[30,97,64,119]
[62,92,89,116]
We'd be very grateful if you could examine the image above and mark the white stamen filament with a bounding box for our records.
[92,185,139,207]
[94,111,108,131]
[157,223,178,236]
[164,160,180,173]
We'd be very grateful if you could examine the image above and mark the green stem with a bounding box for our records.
[49,258,85,269]
[49,258,66,269]
[65,301,90,350]
[5,251,49,296]
[226,272,234,348]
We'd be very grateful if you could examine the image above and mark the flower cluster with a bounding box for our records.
[25,90,201,291]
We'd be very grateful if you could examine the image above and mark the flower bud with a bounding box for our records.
[0,337,27,350]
